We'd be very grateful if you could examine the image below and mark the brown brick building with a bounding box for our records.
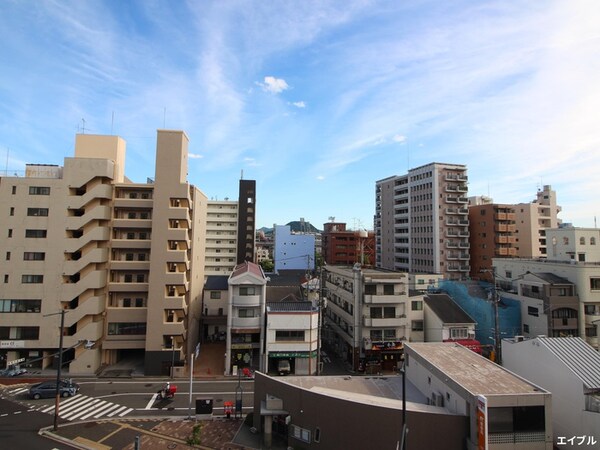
[321,222,375,266]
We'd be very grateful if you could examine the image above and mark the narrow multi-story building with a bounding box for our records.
[205,200,239,276]
[236,179,256,264]
[469,203,517,280]
[514,185,562,258]
[375,162,470,280]
[323,265,420,372]
[0,130,207,376]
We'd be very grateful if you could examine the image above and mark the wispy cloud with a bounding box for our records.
[257,76,289,94]
[291,101,306,108]
[189,153,203,159]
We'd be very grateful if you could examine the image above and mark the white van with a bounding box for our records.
[277,359,291,375]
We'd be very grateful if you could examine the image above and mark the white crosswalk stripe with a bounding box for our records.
[29,394,133,421]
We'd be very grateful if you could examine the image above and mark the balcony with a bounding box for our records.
[164,296,188,313]
[167,228,190,242]
[169,207,191,223]
[164,271,189,288]
[162,321,186,336]
[458,231,470,238]
[363,294,406,304]
[458,242,470,249]
[109,260,150,271]
[231,317,261,328]
[456,197,468,204]
[446,241,459,249]
[112,218,152,229]
[232,295,261,307]
[113,197,154,209]
[111,239,151,249]
[108,281,149,292]
[446,229,459,237]
[363,316,406,327]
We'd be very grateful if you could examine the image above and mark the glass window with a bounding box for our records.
[107,323,146,335]
[383,307,395,318]
[364,284,376,295]
[0,299,41,313]
[29,186,50,195]
[25,229,47,238]
[22,274,43,283]
[383,284,394,295]
[239,287,255,296]
[411,300,423,311]
[370,307,382,318]
[527,306,539,317]
[24,252,45,261]
[27,208,49,216]
[590,278,600,290]
[275,330,304,341]
[383,329,396,340]
[210,291,221,299]
[411,320,424,331]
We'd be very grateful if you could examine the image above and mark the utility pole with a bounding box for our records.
[492,270,502,365]
[44,309,67,431]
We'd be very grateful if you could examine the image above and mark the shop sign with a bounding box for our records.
[231,343,253,349]
[369,341,403,351]
[0,340,25,349]
[269,351,317,358]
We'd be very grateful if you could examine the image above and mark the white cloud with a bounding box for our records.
[291,101,306,108]
[393,134,406,143]
[189,153,203,159]
[258,76,289,94]
[316,175,325,180]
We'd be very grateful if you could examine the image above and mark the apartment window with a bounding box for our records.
[135,298,145,307]
[584,304,599,315]
[140,212,149,219]
[138,253,146,261]
[107,322,146,335]
[24,252,45,261]
[411,300,423,311]
[125,253,134,261]
[9,207,14,216]
[238,308,255,318]
[383,329,396,340]
[0,299,41,313]
[29,186,50,195]
[383,307,396,318]
[22,275,43,283]
[580,237,586,245]
[411,320,424,331]
[129,192,138,199]
[139,232,147,240]
[128,212,136,219]
[239,286,255,296]
[11,186,16,194]
[527,306,539,317]
[370,329,383,341]
[450,328,469,339]
[505,271,512,279]
[126,232,135,239]
[8,229,12,238]
[364,284,376,295]
[123,298,131,307]
[383,284,394,295]
[25,229,47,238]
[136,274,145,283]
[210,291,221,299]
[124,274,133,283]
[291,425,311,444]
[27,208,49,217]
[590,278,600,290]
[370,307,382,318]
[0,326,39,340]
[5,252,10,261]
[591,237,596,245]
[523,324,529,333]
[3,275,7,283]
[275,330,304,341]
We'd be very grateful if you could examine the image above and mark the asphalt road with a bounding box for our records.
[3,378,255,423]
[0,397,75,449]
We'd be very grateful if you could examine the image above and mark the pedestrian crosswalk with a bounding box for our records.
[7,387,133,421]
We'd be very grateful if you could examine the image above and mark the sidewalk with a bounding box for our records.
[43,416,269,450]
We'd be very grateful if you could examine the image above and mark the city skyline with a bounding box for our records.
[2,1,599,229]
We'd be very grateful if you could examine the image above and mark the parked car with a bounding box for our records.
[29,379,79,399]
[0,365,27,377]
[277,359,291,376]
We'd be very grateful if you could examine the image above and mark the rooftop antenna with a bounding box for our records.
[81,118,86,134]
[241,169,244,180]
[328,216,335,222]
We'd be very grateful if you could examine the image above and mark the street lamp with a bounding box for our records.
[399,353,408,450]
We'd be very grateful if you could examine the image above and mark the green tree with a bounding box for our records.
[260,259,274,272]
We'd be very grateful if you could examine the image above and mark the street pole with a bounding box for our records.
[400,356,408,450]
[317,264,323,375]
[54,309,65,431]
[171,336,176,379]
[493,275,502,365]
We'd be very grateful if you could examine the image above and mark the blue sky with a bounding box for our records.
[2,1,599,230]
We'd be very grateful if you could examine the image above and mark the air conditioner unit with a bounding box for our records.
[431,392,444,407]
[514,335,524,342]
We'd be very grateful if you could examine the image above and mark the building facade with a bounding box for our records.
[321,222,375,266]
[493,227,600,350]
[273,225,315,271]
[226,261,267,375]
[205,200,239,276]
[0,130,207,376]
[513,185,562,258]
[375,162,470,280]
[469,203,517,280]
[323,265,421,372]
[265,301,319,375]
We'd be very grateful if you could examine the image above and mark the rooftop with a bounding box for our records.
[406,342,547,396]
[424,293,475,324]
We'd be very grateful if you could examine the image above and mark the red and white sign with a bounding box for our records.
[477,395,488,450]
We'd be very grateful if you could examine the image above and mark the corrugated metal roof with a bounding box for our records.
[204,275,229,290]
[537,337,600,389]
[267,301,316,312]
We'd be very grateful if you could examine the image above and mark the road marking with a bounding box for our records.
[106,406,128,417]
[145,393,158,410]
[62,399,102,419]
[90,403,122,419]
[14,411,22,414]
[9,388,28,395]
[118,408,133,417]
[78,401,111,420]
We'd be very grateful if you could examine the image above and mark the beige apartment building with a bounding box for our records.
[375,162,470,280]
[205,200,239,276]
[0,130,207,376]
[514,185,561,258]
